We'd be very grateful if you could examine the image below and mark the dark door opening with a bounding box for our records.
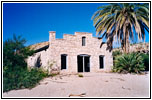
[84,56,90,72]
[61,54,67,70]
[99,55,104,69]
[78,56,83,72]
[77,55,90,72]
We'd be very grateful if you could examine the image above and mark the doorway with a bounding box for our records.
[61,54,67,70]
[77,54,90,72]
[99,55,104,69]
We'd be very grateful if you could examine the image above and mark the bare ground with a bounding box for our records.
[3,72,149,98]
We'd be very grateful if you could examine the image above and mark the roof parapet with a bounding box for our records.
[75,32,92,36]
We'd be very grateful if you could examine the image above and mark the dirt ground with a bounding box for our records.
[3,72,149,98]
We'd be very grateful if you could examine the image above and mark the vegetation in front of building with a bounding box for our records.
[140,53,149,71]
[112,50,122,58]
[78,74,84,77]
[3,67,49,92]
[112,52,149,74]
[3,35,50,92]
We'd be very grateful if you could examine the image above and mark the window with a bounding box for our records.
[61,54,67,70]
[99,55,104,69]
[82,37,86,46]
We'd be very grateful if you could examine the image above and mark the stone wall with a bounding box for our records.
[27,31,113,73]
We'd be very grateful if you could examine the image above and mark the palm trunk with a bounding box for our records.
[124,41,126,53]
[124,30,129,54]
[123,19,130,54]
[126,33,129,54]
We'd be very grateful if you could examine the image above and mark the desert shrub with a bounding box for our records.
[112,52,145,74]
[3,67,49,92]
[140,53,149,71]
[3,35,49,92]
[78,74,83,77]
[112,50,122,57]
[112,50,122,66]
[50,73,58,77]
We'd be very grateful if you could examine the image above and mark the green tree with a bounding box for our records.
[3,35,50,92]
[3,34,34,69]
[92,3,149,53]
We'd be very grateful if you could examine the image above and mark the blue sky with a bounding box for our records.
[3,3,149,47]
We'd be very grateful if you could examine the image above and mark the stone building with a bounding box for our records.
[27,31,113,73]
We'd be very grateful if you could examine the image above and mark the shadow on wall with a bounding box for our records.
[35,55,42,68]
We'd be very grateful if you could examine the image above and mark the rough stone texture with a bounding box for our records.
[27,31,113,73]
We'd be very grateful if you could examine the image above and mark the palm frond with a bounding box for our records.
[92,3,149,52]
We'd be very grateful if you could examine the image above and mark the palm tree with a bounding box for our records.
[92,3,149,53]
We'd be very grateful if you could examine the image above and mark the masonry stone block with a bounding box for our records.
[27,31,113,73]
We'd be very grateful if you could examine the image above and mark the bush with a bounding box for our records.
[3,67,49,92]
[112,50,122,66]
[112,50,122,57]
[140,53,149,71]
[3,34,34,69]
[78,74,83,77]
[112,52,145,74]
[3,35,49,92]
